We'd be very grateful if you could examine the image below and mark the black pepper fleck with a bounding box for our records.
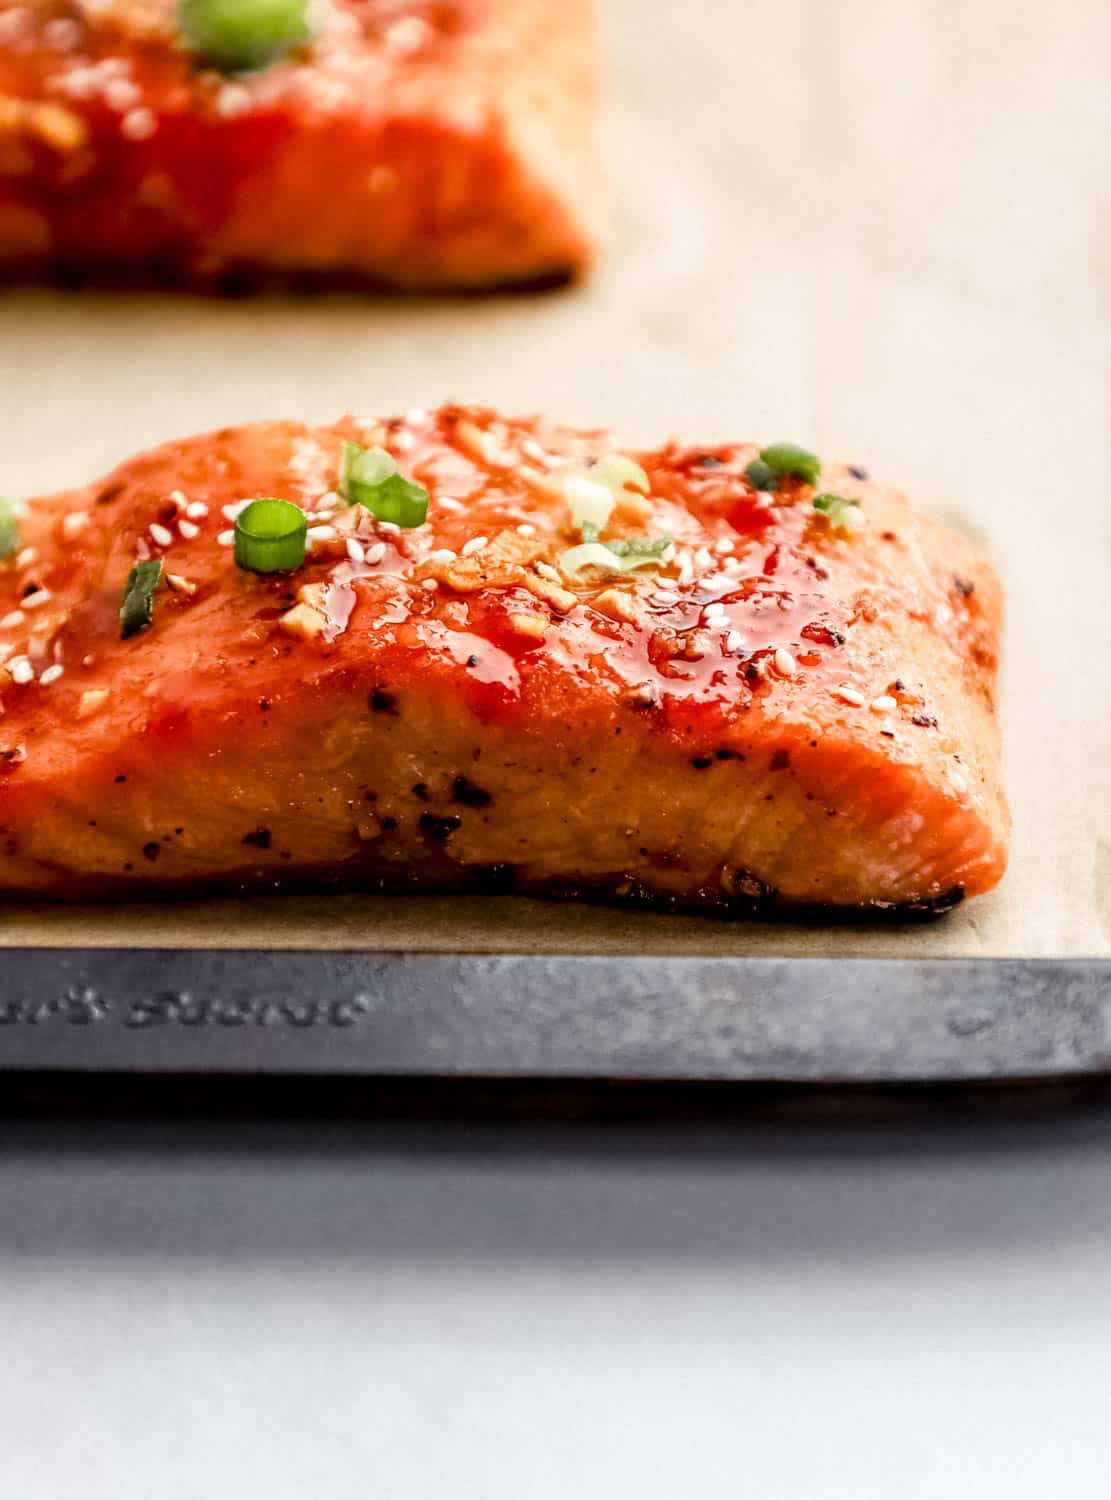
[453,776,492,807]
[419,813,461,842]
[242,828,272,849]
[142,842,160,862]
[370,688,399,715]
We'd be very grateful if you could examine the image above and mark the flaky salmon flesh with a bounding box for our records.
[0,0,597,289]
[0,406,1008,913]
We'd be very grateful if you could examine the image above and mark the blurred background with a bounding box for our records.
[2,0,1111,1493]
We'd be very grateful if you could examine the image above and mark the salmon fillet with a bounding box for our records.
[0,0,598,289]
[0,405,1008,913]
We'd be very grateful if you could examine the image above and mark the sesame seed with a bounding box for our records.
[703,601,727,621]
[461,536,488,557]
[426,549,457,565]
[149,522,174,547]
[405,407,428,425]
[104,78,141,112]
[185,501,208,520]
[310,510,335,523]
[14,548,35,570]
[364,542,387,565]
[391,430,416,453]
[677,556,694,586]
[120,107,157,141]
[714,538,734,554]
[516,522,537,537]
[9,657,34,686]
[422,578,439,592]
[521,439,549,463]
[307,525,336,542]
[652,590,680,605]
[178,519,200,540]
[725,630,744,653]
[438,497,464,514]
[377,521,401,537]
[217,529,236,547]
[694,546,714,570]
[44,16,82,49]
[39,665,63,686]
[835,686,866,707]
[62,511,89,539]
[774,647,797,678]
[318,491,340,508]
[1,611,24,629]
[169,489,188,508]
[346,538,365,564]
[22,588,50,610]
[871,695,897,712]
[215,82,252,119]
[222,500,252,521]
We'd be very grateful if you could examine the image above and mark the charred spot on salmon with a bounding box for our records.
[411,782,429,801]
[142,842,160,862]
[691,755,713,769]
[694,454,726,468]
[242,828,272,849]
[912,712,939,728]
[419,813,461,842]
[466,655,481,668]
[95,482,125,507]
[848,465,869,481]
[953,575,976,598]
[453,776,492,807]
[370,688,399,715]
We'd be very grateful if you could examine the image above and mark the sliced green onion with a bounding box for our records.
[178,0,313,72]
[743,458,778,493]
[758,442,821,487]
[338,442,429,528]
[559,536,673,580]
[120,559,164,639]
[0,497,23,561]
[599,534,673,561]
[812,493,866,533]
[591,454,650,496]
[234,497,308,573]
[566,475,616,534]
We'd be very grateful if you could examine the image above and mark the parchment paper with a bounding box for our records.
[0,0,1108,957]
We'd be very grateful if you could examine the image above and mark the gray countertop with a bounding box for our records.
[2,1102,1109,1495]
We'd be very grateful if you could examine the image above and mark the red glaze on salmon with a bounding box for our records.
[0,0,598,288]
[0,405,1008,912]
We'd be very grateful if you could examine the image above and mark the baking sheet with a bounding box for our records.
[0,0,1108,962]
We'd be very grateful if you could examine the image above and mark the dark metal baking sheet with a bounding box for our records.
[0,950,1108,1083]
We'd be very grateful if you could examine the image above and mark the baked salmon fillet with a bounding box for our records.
[0,405,1008,913]
[0,0,597,289]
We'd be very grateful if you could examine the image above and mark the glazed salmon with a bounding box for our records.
[0,405,1008,912]
[0,0,597,289]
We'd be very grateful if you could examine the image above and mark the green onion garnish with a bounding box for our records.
[339,442,429,528]
[743,458,778,493]
[178,0,313,72]
[234,497,308,573]
[120,559,164,639]
[0,497,22,561]
[812,493,866,532]
[757,442,821,487]
[559,535,673,579]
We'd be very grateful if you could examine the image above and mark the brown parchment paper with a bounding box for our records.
[0,0,1108,957]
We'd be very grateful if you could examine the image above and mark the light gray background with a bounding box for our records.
[2,0,1110,1489]
[4,1106,1111,1496]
